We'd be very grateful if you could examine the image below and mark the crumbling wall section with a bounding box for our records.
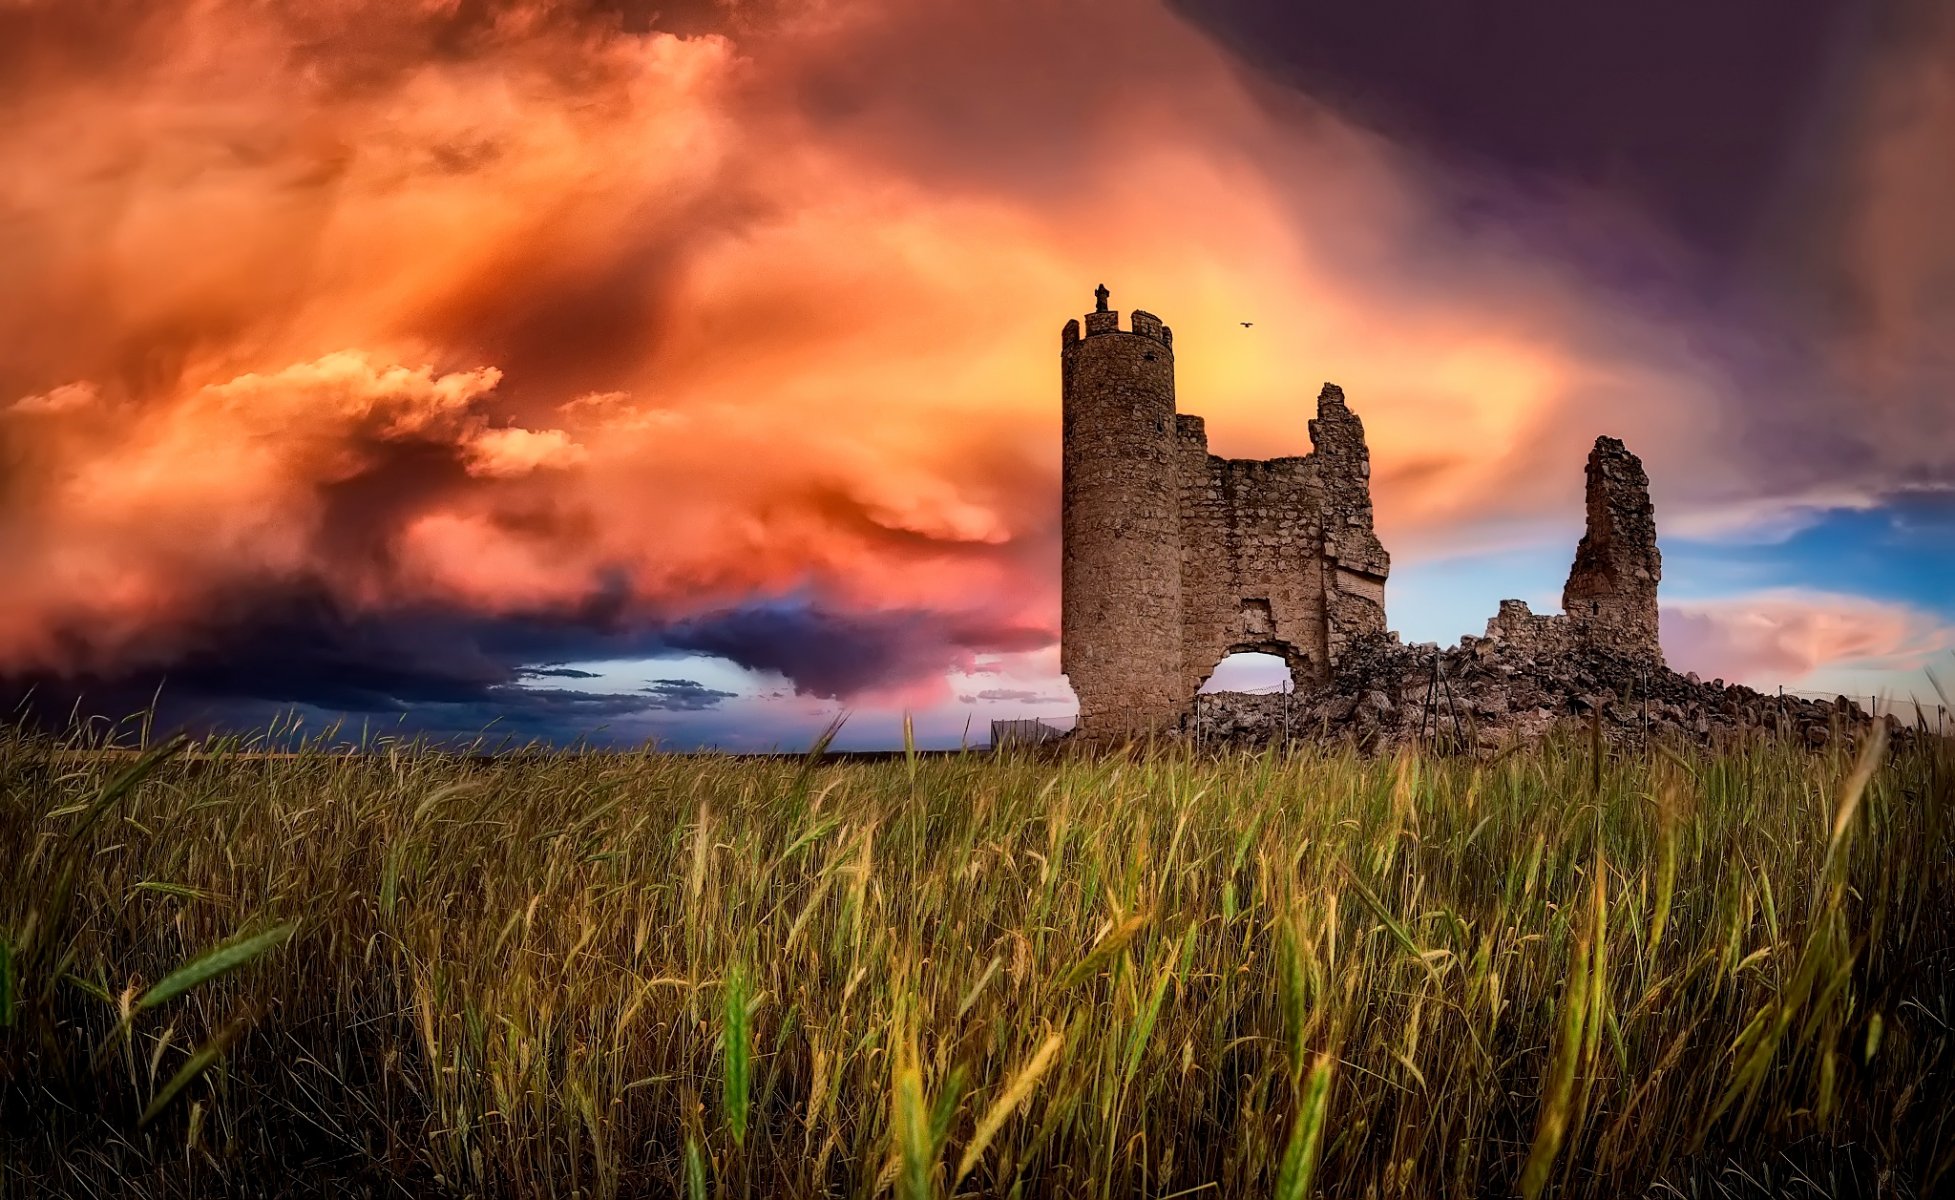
[1307,384,1391,662]
[1186,627,1902,755]
[1176,415,1326,696]
[1475,599,1583,659]
[1476,436,1664,665]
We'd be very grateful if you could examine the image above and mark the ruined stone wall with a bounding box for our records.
[1475,436,1664,665]
[1060,293,1185,738]
[1188,625,1901,756]
[1476,598,1583,659]
[1182,431,1907,756]
[1176,416,1328,697]
[1060,290,1391,740]
[1308,384,1391,661]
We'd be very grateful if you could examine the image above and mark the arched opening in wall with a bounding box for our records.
[1197,652,1295,696]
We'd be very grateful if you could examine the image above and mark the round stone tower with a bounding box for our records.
[1061,285,1184,739]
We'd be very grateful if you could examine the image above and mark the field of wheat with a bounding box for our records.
[2,718,1951,1198]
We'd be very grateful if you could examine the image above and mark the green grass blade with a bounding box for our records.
[930,1063,969,1156]
[685,1134,708,1200]
[893,1032,932,1200]
[804,713,848,766]
[1123,957,1176,1084]
[1339,865,1438,981]
[1274,1052,1335,1200]
[135,923,297,1013]
[721,964,751,1146]
[131,881,224,904]
[139,1020,244,1127]
[1520,924,1591,1200]
[1276,915,1310,1077]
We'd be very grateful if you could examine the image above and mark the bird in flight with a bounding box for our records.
[1239,321,1254,328]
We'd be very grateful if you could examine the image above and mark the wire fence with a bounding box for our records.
[1778,689,1949,732]
[1198,681,1295,696]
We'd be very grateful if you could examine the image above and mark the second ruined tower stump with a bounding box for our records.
[1563,436,1663,662]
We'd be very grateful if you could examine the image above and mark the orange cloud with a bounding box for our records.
[1662,591,1955,687]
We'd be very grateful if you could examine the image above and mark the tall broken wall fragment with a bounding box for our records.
[1563,436,1662,660]
[1479,436,1663,665]
[1310,385,1393,664]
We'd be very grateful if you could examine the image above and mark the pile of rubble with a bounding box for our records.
[1186,631,1908,754]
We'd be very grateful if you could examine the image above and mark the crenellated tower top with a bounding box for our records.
[1063,285,1172,348]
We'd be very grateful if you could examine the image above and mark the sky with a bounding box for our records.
[0,0,1950,750]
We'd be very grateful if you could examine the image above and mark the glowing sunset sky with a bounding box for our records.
[1,0,1950,747]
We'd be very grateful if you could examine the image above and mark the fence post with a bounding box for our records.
[1440,657,1464,749]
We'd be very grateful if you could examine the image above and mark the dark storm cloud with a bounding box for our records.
[658,603,1052,700]
[0,582,1050,737]
[382,685,697,742]
[640,678,737,710]
[314,433,482,575]
[1175,0,1955,522]
[1171,0,1862,268]
[422,233,692,405]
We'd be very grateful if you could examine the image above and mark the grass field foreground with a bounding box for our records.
[2,721,1952,1197]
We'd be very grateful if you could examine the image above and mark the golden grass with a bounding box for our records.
[2,721,1951,1197]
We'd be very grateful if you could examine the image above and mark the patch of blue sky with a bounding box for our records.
[516,653,761,699]
[1664,496,1955,615]
[1386,545,1573,645]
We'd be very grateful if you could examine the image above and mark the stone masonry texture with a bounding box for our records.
[1061,288,1388,740]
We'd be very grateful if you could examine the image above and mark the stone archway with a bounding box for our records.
[1194,640,1310,696]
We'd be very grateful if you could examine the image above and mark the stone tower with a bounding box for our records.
[1061,285,1185,739]
[1060,288,1390,740]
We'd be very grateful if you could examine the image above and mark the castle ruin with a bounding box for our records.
[1060,287,1664,743]
[1061,286,1390,739]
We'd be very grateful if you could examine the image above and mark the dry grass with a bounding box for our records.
[2,719,1951,1198]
